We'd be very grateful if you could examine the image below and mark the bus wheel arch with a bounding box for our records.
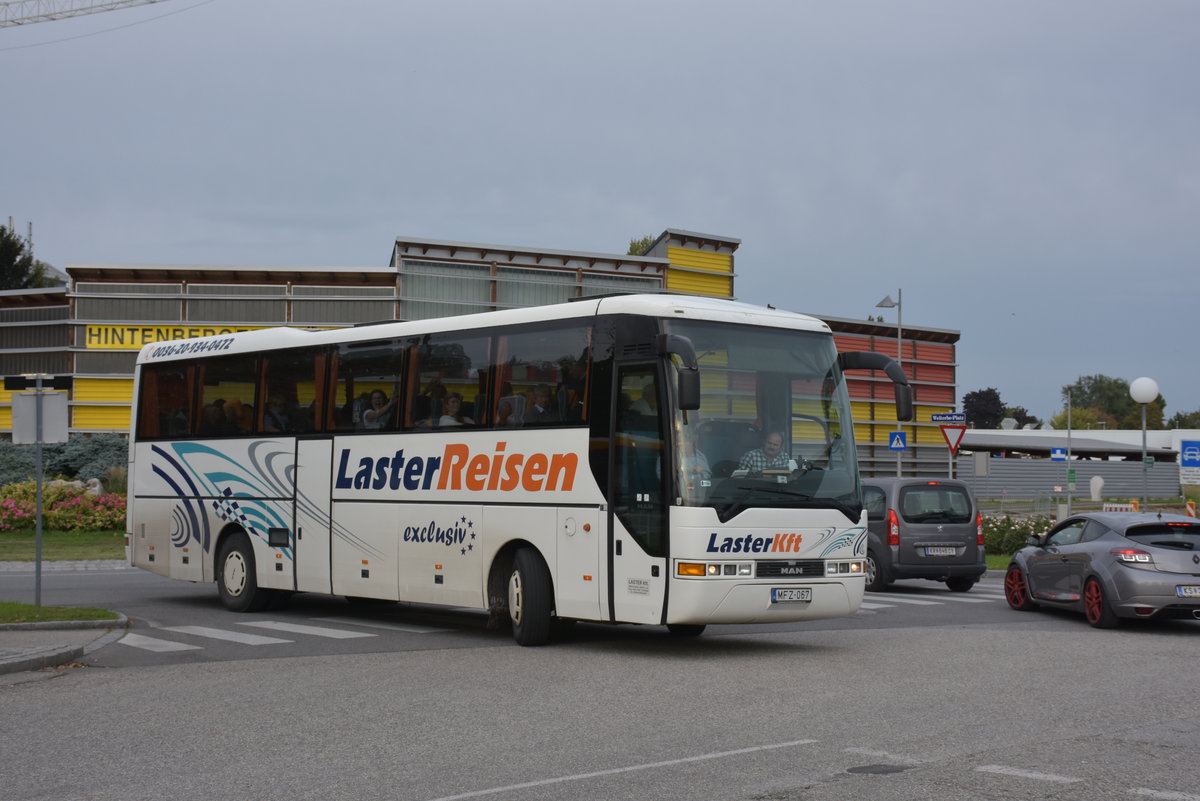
[487,542,556,646]
[214,527,273,613]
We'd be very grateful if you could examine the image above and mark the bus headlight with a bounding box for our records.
[826,560,866,576]
[677,561,755,578]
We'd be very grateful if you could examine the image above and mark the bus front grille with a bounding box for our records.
[756,560,825,578]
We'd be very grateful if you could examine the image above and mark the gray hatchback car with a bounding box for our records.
[862,477,986,592]
[1005,512,1200,627]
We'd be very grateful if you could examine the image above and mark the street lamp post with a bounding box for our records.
[1066,385,1077,516]
[1129,376,1159,512]
[877,290,903,477]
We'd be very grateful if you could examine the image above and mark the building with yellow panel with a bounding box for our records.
[0,229,959,476]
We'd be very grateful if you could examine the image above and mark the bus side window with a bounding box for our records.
[333,339,404,434]
[494,326,590,428]
[198,354,258,438]
[261,348,320,434]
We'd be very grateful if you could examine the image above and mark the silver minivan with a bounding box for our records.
[862,477,986,592]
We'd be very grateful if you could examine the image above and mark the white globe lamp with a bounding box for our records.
[1129,376,1159,511]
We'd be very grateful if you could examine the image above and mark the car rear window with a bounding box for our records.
[1124,523,1200,551]
[897,485,973,524]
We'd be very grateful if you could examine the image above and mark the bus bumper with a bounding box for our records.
[667,578,865,625]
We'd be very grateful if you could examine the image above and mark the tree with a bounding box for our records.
[1049,406,1119,431]
[1167,409,1200,429]
[627,235,654,256]
[1004,405,1040,429]
[962,387,1004,429]
[1062,374,1165,430]
[0,224,58,290]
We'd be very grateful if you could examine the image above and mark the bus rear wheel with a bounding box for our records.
[216,534,273,613]
[508,548,552,646]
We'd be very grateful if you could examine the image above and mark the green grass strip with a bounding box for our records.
[0,601,119,624]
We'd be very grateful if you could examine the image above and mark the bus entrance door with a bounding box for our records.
[294,438,333,594]
[609,365,668,625]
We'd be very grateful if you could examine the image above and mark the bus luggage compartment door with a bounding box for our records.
[555,508,602,620]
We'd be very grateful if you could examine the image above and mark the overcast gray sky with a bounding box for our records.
[4,0,1197,423]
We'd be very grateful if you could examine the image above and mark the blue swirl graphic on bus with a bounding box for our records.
[155,442,293,558]
[151,444,212,553]
[818,526,867,558]
[150,440,384,561]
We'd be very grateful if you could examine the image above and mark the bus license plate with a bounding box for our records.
[925,547,957,556]
[772,587,812,603]
[1176,585,1200,598]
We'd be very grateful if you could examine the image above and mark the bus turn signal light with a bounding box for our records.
[678,562,706,576]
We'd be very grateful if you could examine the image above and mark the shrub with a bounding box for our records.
[47,433,128,482]
[0,498,35,532]
[0,446,36,488]
[0,480,126,531]
[105,466,128,496]
[0,434,128,487]
[1,479,83,507]
[44,492,126,531]
[983,515,1053,556]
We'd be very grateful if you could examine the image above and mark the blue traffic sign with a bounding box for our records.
[1050,448,1067,462]
[1182,440,1200,468]
[931,412,966,424]
[888,432,907,451]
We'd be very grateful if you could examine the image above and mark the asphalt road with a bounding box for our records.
[2,568,1198,801]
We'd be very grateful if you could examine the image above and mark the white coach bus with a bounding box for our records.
[126,294,912,645]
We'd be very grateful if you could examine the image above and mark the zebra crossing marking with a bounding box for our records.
[313,616,451,634]
[163,625,293,645]
[869,592,994,604]
[237,621,377,639]
[119,633,203,652]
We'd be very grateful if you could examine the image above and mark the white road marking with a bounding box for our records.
[163,625,293,645]
[1129,789,1200,801]
[862,594,942,606]
[857,602,896,610]
[975,765,1082,784]
[918,594,995,603]
[424,739,819,801]
[237,621,377,639]
[118,633,202,652]
[313,616,451,634]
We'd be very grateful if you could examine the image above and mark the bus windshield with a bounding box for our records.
[664,320,861,522]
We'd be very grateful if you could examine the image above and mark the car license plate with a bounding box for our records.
[925,547,957,556]
[1176,585,1200,598]
[772,587,812,603]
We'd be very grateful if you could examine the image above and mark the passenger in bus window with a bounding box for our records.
[439,393,474,427]
[200,401,231,436]
[523,385,559,425]
[362,389,397,429]
[264,393,291,432]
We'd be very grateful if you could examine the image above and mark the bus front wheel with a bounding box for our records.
[217,534,273,613]
[508,548,552,646]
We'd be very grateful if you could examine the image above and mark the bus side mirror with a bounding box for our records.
[838,351,913,422]
[657,333,701,411]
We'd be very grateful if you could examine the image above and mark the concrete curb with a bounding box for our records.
[0,615,129,632]
[0,614,128,676]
